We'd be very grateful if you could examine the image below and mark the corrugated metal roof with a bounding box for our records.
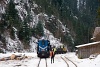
[76,41,100,48]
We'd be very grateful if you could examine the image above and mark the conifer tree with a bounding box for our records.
[18,18,31,43]
[35,21,44,37]
[4,0,19,28]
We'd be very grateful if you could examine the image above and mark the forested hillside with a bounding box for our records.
[0,0,99,52]
[33,0,99,49]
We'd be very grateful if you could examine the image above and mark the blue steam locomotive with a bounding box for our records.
[37,39,51,58]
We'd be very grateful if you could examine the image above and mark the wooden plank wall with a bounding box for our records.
[77,43,100,58]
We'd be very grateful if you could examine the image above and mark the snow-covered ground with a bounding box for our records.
[0,52,100,67]
[65,52,100,67]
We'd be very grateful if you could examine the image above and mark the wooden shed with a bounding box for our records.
[76,41,100,58]
[75,27,100,58]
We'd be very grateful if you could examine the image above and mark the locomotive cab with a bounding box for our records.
[37,39,51,58]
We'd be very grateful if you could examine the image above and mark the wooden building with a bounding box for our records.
[76,27,100,58]
[76,41,100,58]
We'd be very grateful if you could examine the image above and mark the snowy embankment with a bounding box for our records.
[0,53,37,58]
[0,52,100,67]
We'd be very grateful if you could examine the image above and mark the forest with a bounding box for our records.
[0,0,100,51]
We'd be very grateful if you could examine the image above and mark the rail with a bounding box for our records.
[37,58,47,67]
[61,56,77,67]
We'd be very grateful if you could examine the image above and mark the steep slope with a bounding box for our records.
[0,0,73,52]
[33,0,99,50]
[0,0,99,52]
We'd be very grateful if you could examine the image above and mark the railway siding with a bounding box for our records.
[61,56,69,67]
[65,57,77,67]
[61,56,78,67]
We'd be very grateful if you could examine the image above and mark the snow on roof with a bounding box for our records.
[76,41,100,48]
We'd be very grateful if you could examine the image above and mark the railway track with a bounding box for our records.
[37,58,47,67]
[37,58,41,67]
[61,56,77,67]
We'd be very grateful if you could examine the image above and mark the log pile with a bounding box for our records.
[0,54,33,61]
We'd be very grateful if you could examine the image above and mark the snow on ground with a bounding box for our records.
[65,52,100,67]
[0,52,100,67]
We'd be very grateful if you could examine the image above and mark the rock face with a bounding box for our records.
[10,54,16,60]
